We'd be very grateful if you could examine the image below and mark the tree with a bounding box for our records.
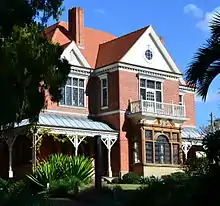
[186,12,220,100]
[0,0,70,127]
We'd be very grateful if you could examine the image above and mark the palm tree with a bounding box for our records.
[186,12,220,100]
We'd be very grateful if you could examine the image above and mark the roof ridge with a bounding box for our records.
[99,25,150,46]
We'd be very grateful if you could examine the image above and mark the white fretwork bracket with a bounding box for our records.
[101,135,117,150]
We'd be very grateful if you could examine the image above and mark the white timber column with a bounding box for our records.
[5,134,17,178]
[101,135,117,177]
[182,141,192,160]
[69,135,86,156]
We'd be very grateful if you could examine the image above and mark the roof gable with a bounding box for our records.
[45,21,116,68]
[61,41,90,68]
[95,27,148,68]
[121,26,182,74]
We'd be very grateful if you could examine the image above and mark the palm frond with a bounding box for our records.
[186,36,220,100]
[210,12,220,38]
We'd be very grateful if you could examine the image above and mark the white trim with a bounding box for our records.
[147,26,182,74]
[39,125,118,138]
[94,62,182,80]
[61,41,91,68]
[99,74,109,109]
[43,109,88,116]
[182,125,196,128]
[90,110,125,117]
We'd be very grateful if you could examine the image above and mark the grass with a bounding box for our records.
[107,184,141,190]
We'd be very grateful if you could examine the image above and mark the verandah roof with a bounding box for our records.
[15,113,117,134]
[182,127,202,140]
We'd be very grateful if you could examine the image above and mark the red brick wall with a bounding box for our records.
[119,71,139,110]
[183,93,196,126]
[163,79,179,104]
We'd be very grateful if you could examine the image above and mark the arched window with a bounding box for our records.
[155,135,171,164]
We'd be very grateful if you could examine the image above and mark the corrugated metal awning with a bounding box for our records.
[16,113,116,133]
[182,127,202,140]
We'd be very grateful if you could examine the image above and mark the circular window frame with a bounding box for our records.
[144,46,154,62]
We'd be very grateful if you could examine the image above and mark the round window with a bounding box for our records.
[145,49,153,60]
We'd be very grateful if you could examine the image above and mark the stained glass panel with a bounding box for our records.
[66,87,72,106]
[79,89,84,107]
[146,142,153,163]
[73,88,78,106]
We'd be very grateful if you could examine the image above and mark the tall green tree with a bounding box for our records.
[0,0,70,127]
[186,12,220,100]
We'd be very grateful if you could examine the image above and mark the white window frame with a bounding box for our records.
[99,74,108,110]
[139,77,164,103]
[59,74,87,108]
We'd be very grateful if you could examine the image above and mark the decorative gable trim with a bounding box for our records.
[146,26,182,74]
[93,62,182,80]
[61,41,91,68]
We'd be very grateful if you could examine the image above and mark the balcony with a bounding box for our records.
[129,100,187,121]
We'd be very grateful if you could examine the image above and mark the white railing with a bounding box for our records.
[130,100,186,119]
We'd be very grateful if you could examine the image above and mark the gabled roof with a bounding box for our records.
[44,21,116,68]
[95,26,149,68]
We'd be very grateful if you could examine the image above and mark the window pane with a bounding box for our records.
[66,77,71,86]
[156,91,162,102]
[79,88,84,107]
[145,130,153,140]
[73,78,78,86]
[60,87,65,105]
[102,79,107,88]
[140,88,146,100]
[146,142,153,163]
[140,79,146,87]
[172,133,178,142]
[66,87,72,106]
[79,79,84,87]
[146,91,155,101]
[147,80,155,89]
[102,88,108,106]
[173,144,180,164]
[179,95,183,105]
[133,141,140,163]
[155,135,171,164]
[72,88,78,106]
[156,82,161,90]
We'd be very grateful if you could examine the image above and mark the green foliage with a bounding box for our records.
[139,175,161,185]
[48,177,81,198]
[183,157,210,176]
[0,0,64,37]
[27,154,94,194]
[121,172,141,184]
[0,24,70,127]
[186,12,220,100]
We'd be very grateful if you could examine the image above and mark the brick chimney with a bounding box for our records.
[159,36,165,45]
[68,7,84,47]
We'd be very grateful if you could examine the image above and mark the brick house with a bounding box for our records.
[0,7,203,179]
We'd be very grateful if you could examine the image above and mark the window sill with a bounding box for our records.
[143,163,181,168]
[59,104,87,110]
[101,106,108,110]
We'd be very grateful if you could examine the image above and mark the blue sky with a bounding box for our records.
[51,0,220,127]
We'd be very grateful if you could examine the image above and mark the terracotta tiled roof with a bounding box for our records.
[95,26,149,68]
[44,21,116,68]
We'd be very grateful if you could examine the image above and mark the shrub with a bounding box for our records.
[111,177,121,184]
[161,172,189,183]
[121,172,141,184]
[27,154,94,193]
[139,175,161,185]
[183,157,210,176]
[48,177,81,198]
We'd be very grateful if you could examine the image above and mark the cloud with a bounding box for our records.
[94,8,105,14]
[184,4,220,31]
[184,4,204,18]
[195,90,219,103]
